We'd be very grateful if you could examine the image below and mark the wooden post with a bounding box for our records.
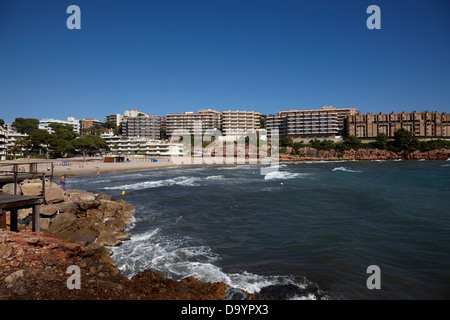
[10,209,18,232]
[0,209,6,230]
[32,204,40,232]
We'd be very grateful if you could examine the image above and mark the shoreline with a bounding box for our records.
[2,148,450,179]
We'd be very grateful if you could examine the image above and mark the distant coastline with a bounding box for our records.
[3,148,450,180]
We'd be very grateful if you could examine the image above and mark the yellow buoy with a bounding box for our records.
[121,191,125,195]
[280,182,284,186]
[213,176,216,179]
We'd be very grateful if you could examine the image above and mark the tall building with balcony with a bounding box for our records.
[122,114,163,139]
[101,133,183,156]
[166,109,222,137]
[347,111,450,138]
[105,114,123,127]
[221,110,262,137]
[0,126,7,160]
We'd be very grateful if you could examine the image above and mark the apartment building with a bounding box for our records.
[166,109,222,137]
[266,106,357,140]
[0,126,7,160]
[347,111,450,138]
[221,110,262,137]
[80,118,101,135]
[122,114,163,139]
[105,114,123,127]
[101,133,184,156]
[39,117,81,134]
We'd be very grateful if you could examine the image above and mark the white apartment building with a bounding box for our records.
[105,113,123,127]
[166,109,222,137]
[0,126,7,160]
[101,133,184,156]
[39,117,80,134]
[221,110,262,137]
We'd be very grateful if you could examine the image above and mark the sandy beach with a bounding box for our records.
[0,156,199,178]
[0,156,254,178]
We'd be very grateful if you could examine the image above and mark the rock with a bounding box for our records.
[44,184,65,203]
[39,218,51,231]
[53,201,79,214]
[96,193,115,201]
[105,218,126,232]
[78,200,101,211]
[117,200,133,211]
[2,183,21,195]
[96,232,121,247]
[47,212,78,235]
[21,183,42,196]
[257,284,313,300]
[113,232,130,241]
[85,208,105,220]
[71,229,98,246]
[40,204,58,217]
[116,210,133,226]
[4,269,25,288]
[98,200,123,212]
[65,190,96,202]
[18,208,32,220]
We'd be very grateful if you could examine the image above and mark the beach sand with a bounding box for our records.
[1,156,250,178]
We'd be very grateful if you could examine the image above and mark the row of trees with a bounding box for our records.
[280,129,450,154]
[9,118,108,159]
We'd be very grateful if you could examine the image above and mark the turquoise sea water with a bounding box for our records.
[68,160,450,299]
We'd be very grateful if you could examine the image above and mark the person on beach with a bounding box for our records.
[96,167,100,178]
[59,175,66,191]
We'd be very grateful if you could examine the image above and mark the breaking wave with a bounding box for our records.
[111,228,327,299]
[332,166,362,173]
[264,170,307,180]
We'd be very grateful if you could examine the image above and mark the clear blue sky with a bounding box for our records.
[1,0,449,123]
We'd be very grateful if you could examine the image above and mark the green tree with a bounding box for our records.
[373,133,389,150]
[280,136,294,148]
[393,128,419,152]
[72,135,109,160]
[29,129,52,156]
[12,118,39,134]
[341,135,364,150]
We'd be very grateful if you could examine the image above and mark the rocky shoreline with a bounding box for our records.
[0,178,229,300]
[279,147,450,162]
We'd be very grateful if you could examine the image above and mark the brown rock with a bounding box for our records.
[98,200,123,212]
[2,183,21,195]
[95,193,115,201]
[71,229,98,246]
[53,201,79,214]
[47,212,78,235]
[39,218,51,231]
[44,184,65,203]
[65,189,96,202]
[40,204,57,217]
[78,200,101,211]
[105,218,126,232]
[21,183,42,196]
[85,208,105,220]
[96,232,121,247]
[116,210,134,226]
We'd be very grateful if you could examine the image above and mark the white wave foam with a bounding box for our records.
[441,164,450,167]
[332,167,362,173]
[104,176,202,190]
[264,171,306,180]
[111,228,312,296]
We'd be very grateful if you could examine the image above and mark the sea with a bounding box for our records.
[66,160,450,300]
